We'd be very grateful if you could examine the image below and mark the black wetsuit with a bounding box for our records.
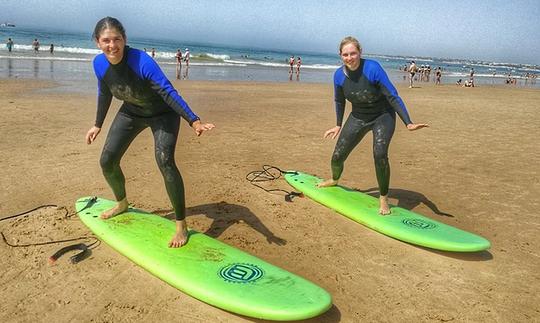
[332,59,412,196]
[93,46,199,220]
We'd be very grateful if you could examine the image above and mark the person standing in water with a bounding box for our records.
[296,56,302,81]
[85,17,215,247]
[318,36,428,215]
[288,55,295,81]
[183,48,190,79]
[175,48,183,79]
[6,38,14,52]
[32,38,40,52]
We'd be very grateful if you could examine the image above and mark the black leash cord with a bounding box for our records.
[0,205,66,222]
[1,197,100,264]
[246,165,302,202]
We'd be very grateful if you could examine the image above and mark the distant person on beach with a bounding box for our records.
[288,55,295,81]
[184,48,190,66]
[85,17,215,248]
[408,61,418,88]
[183,48,190,79]
[32,38,40,52]
[175,48,183,79]
[151,47,156,58]
[49,43,54,54]
[469,67,475,87]
[456,79,462,86]
[296,56,302,81]
[435,67,442,85]
[318,36,428,215]
[6,38,14,52]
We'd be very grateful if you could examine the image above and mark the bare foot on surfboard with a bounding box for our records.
[379,195,391,215]
[169,229,189,248]
[169,219,189,248]
[317,179,338,188]
[100,198,129,219]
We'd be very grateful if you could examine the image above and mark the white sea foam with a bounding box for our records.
[202,53,230,60]
[0,54,92,62]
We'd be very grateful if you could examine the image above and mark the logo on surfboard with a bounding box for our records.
[402,218,437,229]
[219,263,264,283]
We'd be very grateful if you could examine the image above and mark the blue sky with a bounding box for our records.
[2,0,539,64]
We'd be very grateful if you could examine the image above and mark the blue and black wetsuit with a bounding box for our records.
[94,46,199,220]
[332,59,412,196]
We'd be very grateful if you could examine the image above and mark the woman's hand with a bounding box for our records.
[192,120,215,136]
[86,126,101,144]
[406,123,429,131]
[323,126,341,139]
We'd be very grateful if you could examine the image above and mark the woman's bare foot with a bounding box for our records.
[169,219,189,248]
[379,195,391,215]
[100,198,129,219]
[317,179,338,188]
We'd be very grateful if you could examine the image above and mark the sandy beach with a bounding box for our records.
[1,78,539,322]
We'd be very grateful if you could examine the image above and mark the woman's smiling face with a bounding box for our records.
[340,42,361,71]
[96,28,126,65]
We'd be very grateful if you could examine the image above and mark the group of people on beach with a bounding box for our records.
[5,37,55,54]
[85,17,428,247]
[142,47,191,80]
[175,48,190,79]
[403,62,444,87]
[288,55,302,81]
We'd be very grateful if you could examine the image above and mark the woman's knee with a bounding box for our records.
[100,150,119,172]
[373,147,389,164]
[155,149,178,175]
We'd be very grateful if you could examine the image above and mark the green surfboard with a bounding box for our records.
[284,172,490,252]
[76,197,331,321]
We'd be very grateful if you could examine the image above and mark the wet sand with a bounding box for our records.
[1,79,539,322]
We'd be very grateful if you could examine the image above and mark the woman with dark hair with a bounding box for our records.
[318,36,428,215]
[85,17,215,247]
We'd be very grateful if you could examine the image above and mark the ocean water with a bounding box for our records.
[1,26,539,88]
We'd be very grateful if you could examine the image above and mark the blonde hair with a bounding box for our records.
[339,36,362,54]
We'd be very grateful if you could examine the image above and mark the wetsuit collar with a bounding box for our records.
[343,59,364,79]
[111,46,129,67]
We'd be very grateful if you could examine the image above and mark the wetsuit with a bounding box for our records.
[332,59,412,196]
[93,46,199,220]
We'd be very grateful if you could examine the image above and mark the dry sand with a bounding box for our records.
[1,79,539,322]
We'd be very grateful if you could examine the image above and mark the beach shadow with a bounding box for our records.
[354,187,454,217]
[417,246,493,261]
[151,201,286,246]
[353,187,493,261]
[239,304,341,323]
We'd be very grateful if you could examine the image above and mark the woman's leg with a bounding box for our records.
[332,114,371,180]
[149,113,188,247]
[319,114,371,187]
[371,112,396,214]
[149,113,186,220]
[99,112,145,217]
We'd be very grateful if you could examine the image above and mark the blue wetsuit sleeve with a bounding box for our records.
[373,62,412,125]
[334,69,346,126]
[140,57,200,125]
[95,76,113,128]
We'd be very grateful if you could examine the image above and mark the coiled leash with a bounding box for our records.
[1,196,99,264]
[246,165,304,202]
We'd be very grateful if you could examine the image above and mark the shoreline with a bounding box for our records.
[1,54,538,92]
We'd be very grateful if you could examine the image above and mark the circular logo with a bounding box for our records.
[402,218,437,230]
[219,263,264,284]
